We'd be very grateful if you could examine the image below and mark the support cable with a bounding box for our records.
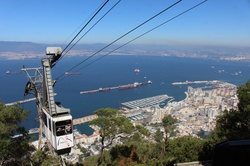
[56,0,207,82]
[55,0,183,81]
[73,0,208,72]
[59,0,110,60]
[62,0,122,58]
[60,3,105,46]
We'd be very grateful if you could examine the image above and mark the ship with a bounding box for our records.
[134,69,140,73]
[6,71,21,75]
[64,72,81,75]
[119,82,140,90]
[141,80,152,85]
[80,81,153,94]
[99,87,110,92]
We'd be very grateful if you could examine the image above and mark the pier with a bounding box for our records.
[5,97,37,106]
[73,115,98,125]
[5,93,57,106]
[121,94,173,110]
[29,128,40,134]
[80,80,152,94]
[172,80,219,85]
[12,128,40,138]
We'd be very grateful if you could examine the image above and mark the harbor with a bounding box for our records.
[80,80,152,94]
[121,94,173,110]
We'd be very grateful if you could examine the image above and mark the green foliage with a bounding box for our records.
[211,80,250,141]
[0,101,34,165]
[166,136,205,163]
[214,109,250,140]
[40,156,61,166]
[130,132,143,142]
[90,108,134,138]
[95,141,174,165]
[162,115,178,138]
[154,128,164,143]
[237,80,250,111]
[93,107,119,117]
[31,150,48,165]
[135,125,150,136]
[83,155,99,166]
[90,108,135,165]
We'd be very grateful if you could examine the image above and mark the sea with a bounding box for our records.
[1,55,250,136]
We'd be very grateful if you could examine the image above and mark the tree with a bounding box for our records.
[166,136,205,163]
[135,125,150,137]
[108,141,167,165]
[237,80,250,111]
[0,101,34,165]
[212,81,250,141]
[89,108,134,165]
[154,128,164,143]
[162,115,178,138]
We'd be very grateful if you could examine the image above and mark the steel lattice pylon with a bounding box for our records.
[22,66,44,150]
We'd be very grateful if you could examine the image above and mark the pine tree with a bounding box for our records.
[0,101,34,165]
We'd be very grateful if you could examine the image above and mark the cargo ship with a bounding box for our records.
[141,80,152,85]
[134,69,140,73]
[64,72,81,75]
[99,87,110,92]
[119,82,140,90]
[6,71,21,75]
[80,81,152,94]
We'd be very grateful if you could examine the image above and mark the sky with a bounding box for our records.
[0,0,250,47]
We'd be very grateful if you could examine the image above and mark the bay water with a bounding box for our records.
[1,55,250,135]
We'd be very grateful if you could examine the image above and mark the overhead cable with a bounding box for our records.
[73,0,208,72]
[63,0,122,58]
[59,0,110,62]
[55,0,183,81]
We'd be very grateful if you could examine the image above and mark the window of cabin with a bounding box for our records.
[55,120,72,136]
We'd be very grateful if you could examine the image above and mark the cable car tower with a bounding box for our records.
[22,47,74,155]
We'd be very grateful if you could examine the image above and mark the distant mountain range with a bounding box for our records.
[0,41,173,53]
[1,41,250,61]
[0,41,47,53]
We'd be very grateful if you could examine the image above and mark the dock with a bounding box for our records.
[73,115,98,125]
[172,80,219,85]
[121,94,173,109]
[5,93,57,106]
[5,97,37,106]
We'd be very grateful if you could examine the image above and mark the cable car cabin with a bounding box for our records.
[42,103,74,155]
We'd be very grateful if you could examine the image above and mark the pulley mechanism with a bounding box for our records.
[46,47,62,68]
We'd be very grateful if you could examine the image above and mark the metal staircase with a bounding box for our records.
[42,58,57,116]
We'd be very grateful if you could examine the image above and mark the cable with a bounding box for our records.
[72,0,208,73]
[63,0,122,58]
[61,3,105,47]
[58,0,110,62]
[55,0,183,81]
